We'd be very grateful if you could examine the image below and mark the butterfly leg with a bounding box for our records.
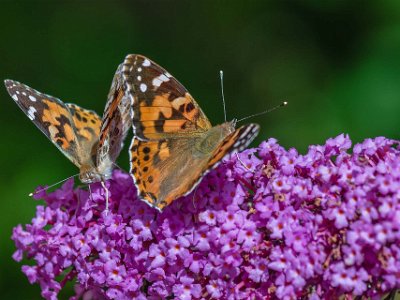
[101,181,109,215]
[191,185,199,210]
[235,152,254,172]
[88,184,93,201]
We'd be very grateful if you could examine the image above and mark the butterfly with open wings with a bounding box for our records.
[4,61,133,209]
[123,54,260,211]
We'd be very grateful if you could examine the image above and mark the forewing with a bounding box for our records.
[4,79,91,167]
[96,63,132,166]
[129,123,259,211]
[64,103,102,167]
[123,54,212,140]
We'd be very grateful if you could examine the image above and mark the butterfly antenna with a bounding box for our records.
[237,101,288,123]
[29,174,79,197]
[220,70,227,122]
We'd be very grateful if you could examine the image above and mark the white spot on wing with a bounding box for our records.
[152,78,162,87]
[137,67,142,72]
[159,74,169,82]
[12,94,18,101]
[29,95,37,102]
[152,74,170,87]
[137,75,142,81]
[140,83,147,92]
[142,59,150,67]
[27,106,37,120]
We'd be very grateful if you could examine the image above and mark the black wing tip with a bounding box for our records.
[4,79,26,91]
[125,53,146,59]
[124,54,147,62]
[125,53,138,58]
[125,54,157,65]
[4,79,16,88]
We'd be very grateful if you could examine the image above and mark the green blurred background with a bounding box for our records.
[1,0,400,299]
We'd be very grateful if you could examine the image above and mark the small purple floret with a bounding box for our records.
[12,135,400,299]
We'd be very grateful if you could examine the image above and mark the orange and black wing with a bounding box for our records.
[123,54,211,140]
[129,123,259,211]
[4,80,101,167]
[96,62,132,167]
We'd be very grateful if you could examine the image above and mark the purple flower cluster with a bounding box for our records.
[12,135,400,299]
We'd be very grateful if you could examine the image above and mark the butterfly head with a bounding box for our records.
[79,165,112,184]
[230,118,238,129]
[79,171,101,184]
[220,119,238,135]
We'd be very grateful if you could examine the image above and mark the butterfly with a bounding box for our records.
[4,61,132,198]
[123,54,260,211]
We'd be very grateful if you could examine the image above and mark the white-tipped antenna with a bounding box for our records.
[220,70,227,122]
[28,174,79,197]
[237,101,288,123]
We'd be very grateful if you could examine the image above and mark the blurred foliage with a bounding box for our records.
[1,0,400,299]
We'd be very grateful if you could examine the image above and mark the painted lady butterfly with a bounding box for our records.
[123,54,260,211]
[4,62,132,188]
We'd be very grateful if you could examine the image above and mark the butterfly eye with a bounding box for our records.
[79,172,93,184]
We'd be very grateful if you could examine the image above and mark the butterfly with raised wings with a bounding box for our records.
[4,61,133,204]
[123,54,260,211]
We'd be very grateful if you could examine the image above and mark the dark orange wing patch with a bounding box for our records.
[123,54,211,140]
[66,103,101,141]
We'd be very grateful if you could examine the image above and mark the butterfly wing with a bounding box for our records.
[65,103,102,142]
[130,123,259,211]
[4,80,101,167]
[96,62,132,168]
[123,54,212,140]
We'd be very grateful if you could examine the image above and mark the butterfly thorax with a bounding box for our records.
[195,121,236,154]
